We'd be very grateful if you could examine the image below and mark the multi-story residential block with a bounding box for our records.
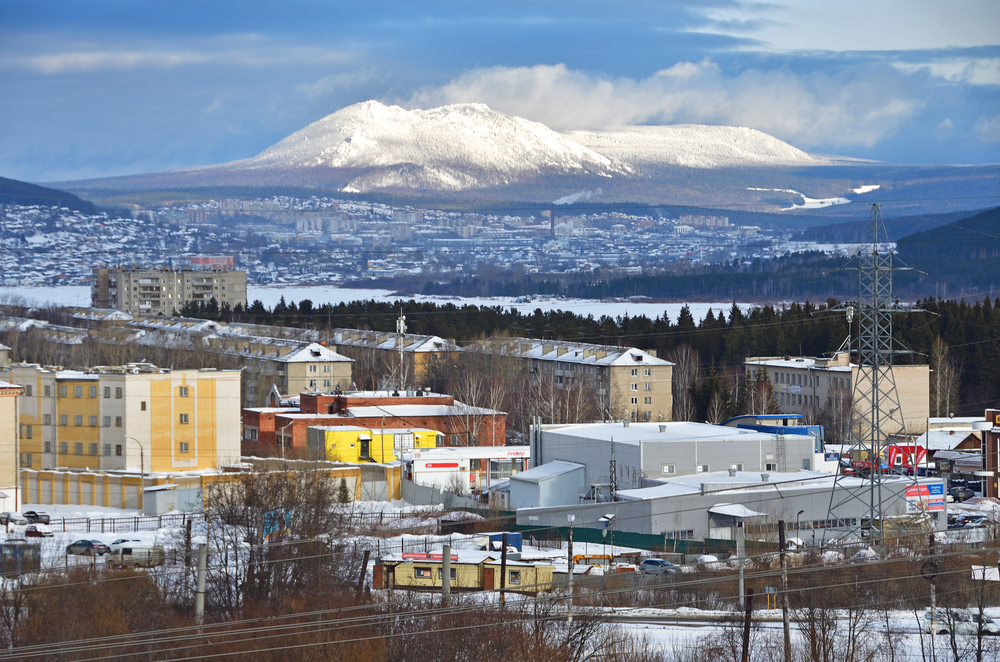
[91,266,247,314]
[330,329,460,387]
[0,379,21,512]
[744,352,930,435]
[2,363,242,475]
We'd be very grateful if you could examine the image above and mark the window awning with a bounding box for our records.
[358,434,372,440]
[709,503,766,519]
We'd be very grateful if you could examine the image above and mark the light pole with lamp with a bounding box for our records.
[125,436,145,513]
[795,510,805,549]
[599,514,616,567]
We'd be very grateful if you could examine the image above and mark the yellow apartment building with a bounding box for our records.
[305,425,441,463]
[1,379,21,512]
[2,363,242,476]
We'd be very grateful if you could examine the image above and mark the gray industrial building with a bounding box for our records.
[532,420,835,501]
[516,471,947,543]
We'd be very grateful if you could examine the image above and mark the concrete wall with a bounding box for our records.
[401,478,479,510]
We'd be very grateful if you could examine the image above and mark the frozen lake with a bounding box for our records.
[0,284,753,324]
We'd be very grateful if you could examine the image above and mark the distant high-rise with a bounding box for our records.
[91,266,247,314]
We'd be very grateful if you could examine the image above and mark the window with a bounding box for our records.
[179,386,189,397]
[89,443,97,455]
[115,416,122,427]
[89,415,98,427]
[74,386,82,398]
[180,442,189,453]
[24,454,32,467]
[24,385,32,396]
[323,365,330,372]
[323,379,331,387]
[74,415,83,426]
[104,387,111,398]
[630,383,638,391]
[438,568,457,580]
[644,382,651,391]
[89,386,97,398]
[59,414,67,426]
[115,445,123,456]
[179,413,189,424]
[26,425,33,439]
[696,464,709,473]
[630,368,638,376]
[508,570,521,585]
[44,385,51,397]
[414,567,432,579]
[644,397,652,405]
[630,397,638,405]
[75,443,83,455]
[730,463,744,471]
[309,365,317,373]
[644,368,652,377]
[140,401,146,411]
[115,387,123,399]
[662,464,675,475]
[104,444,111,456]
[59,442,67,454]
[44,441,51,453]
[436,434,444,447]
[765,463,778,471]
[309,380,316,388]
[59,385,67,398]
[43,414,51,425]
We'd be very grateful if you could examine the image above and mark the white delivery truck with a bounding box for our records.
[108,544,166,569]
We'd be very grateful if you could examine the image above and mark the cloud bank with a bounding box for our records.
[407,61,924,150]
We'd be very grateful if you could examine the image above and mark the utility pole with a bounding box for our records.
[442,543,451,607]
[741,588,754,662]
[778,521,791,662]
[499,532,508,609]
[195,543,207,630]
[567,515,575,629]
[737,521,746,609]
[396,310,406,392]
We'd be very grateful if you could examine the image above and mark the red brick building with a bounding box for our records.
[242,390,506,456]
[980,409,1000,498]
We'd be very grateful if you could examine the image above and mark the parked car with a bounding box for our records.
[66,540,109,556]
[925,608,1000,636]
[109,538,142,554]
[24,524,53,538]
[950,486,975,502]
[638,558,679,575]
[109,545,166,569]
[0,512,28,526]
[22,511,50,524]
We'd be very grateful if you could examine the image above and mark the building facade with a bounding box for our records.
[0,380,21,512]
[2,363,242,475]
[745,352,930,436]
[91,266,248,314]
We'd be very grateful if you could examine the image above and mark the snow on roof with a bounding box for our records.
[745,356,851,372]
[469,337,672,367]
[55,370,99,381]
[544,421,776,446]
[275,342,352,363]
[331,329,460,353]
[617,470,839,501]
[347,403,503,418]
[0,380,20,390]
[511,460,584,483]
[244,407,299,414]
[918,429,977,451]
[709,503,767,518]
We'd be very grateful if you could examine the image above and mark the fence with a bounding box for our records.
[41,512,205,535]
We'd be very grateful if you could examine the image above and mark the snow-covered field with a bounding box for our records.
[0,284,752,324]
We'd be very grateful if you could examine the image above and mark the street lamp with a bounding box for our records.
[599,513,616,566]
[796,510,805,549]
[125,436,145,512]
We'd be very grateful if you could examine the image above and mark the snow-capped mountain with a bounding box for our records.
[240,101,628,192]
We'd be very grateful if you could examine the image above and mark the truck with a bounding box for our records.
[108,544,166,569]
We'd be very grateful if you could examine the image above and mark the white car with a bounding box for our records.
[109,538,142,554]
[925,608,1000,636]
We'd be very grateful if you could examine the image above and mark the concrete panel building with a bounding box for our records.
[0,380,21,513]
[91,266,247,314]
[745,352,930,435]
[2,363,242,475]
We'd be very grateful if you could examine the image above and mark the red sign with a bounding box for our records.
[425,462,459,468]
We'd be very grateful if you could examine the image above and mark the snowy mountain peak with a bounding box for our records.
[248,101,627,191]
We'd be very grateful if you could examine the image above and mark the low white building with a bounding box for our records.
[509,460,585,510]
[402,446,530,493]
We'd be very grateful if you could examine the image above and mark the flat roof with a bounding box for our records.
[511,460,584,483]
[543,421,777,446]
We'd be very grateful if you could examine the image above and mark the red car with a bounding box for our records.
[25,524,53,538]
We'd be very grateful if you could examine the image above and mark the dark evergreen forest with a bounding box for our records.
[184,294,1000,417]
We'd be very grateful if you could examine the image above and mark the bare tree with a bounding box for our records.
[930,336,961,418]
[668,345,699,422]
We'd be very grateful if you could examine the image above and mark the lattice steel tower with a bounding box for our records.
[825,203,918,544]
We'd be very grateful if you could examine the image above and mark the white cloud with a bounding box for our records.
[974,115,1000,144]
[1,36,351,74]
[296,70,377,100]
[893,58,1000,86]
[406,62,921,149]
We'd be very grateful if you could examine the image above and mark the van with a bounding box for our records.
[108,545,166,569]
[924,608,1000,636]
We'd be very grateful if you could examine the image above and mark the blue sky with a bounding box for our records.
[1,0,998,183]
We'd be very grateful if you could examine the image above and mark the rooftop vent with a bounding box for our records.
[761,473,770,483]
[623,420,630,428]
[729,468,737,477]
[659,425,667,433]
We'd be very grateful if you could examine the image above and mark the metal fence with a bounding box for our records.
[45,512,205,535]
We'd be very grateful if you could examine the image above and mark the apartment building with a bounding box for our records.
[2,363,242,474]
[744,352,930,434]
[91,266,247,314]
[471,338,674,423]
[0,380,21,512]
[329,329,460,387]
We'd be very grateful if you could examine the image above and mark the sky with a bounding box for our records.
[1,0,998,183]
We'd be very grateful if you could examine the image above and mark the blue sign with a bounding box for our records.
[825,452,840,462]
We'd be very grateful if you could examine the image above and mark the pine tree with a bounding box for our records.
[337,477,351,504]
